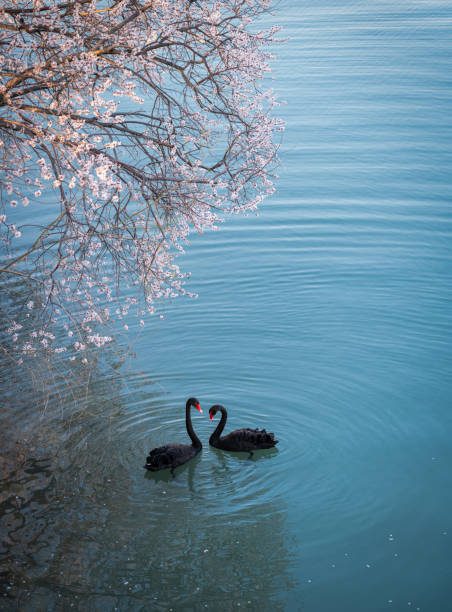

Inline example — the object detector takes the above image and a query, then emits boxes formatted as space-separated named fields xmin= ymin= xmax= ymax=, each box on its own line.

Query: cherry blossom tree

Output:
xmin=0 ymin=0 xmax=282 ymax=363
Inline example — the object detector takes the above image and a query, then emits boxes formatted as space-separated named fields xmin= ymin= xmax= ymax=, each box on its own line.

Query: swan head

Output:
xmin=187 ymin=397 xmax=202 ymax=413
xmin=209 ymin=404 xmax=224 ymax=422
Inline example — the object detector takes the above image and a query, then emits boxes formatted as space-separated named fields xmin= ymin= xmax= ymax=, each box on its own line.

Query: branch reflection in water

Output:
xmin=0 ymin=355 xmax=294 ymax=610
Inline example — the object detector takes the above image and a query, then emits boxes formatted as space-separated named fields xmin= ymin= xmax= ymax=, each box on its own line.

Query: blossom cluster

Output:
xmin=0 ymin=0 xmax=283 ymax=361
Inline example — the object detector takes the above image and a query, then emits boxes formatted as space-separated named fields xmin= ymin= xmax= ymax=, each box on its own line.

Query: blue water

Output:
xmin=1 ymin=1 xmax=452 ymax=610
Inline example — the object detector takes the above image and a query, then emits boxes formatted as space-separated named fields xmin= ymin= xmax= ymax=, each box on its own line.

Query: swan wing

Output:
xmin=219 ymin=428 xmax=278 ymax=451
xmin=145 ymin=443 xmax=194 ymax=470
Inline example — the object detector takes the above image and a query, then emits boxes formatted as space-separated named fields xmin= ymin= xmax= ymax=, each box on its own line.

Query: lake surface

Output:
xmin=1 ymin=0 xmax=452 ymax=610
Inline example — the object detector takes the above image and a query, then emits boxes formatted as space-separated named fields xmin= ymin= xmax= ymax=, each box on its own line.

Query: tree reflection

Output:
xmin=1 ymin=362 xmax=294 ymax=610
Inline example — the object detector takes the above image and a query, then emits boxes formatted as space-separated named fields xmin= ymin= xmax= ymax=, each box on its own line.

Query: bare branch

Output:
xmin=0 ymin=0 xmax=282 ymax=360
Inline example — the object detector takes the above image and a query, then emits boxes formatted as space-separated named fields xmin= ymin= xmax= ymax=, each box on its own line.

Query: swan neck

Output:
xmin=209 ymin=407 xmax=227 ymax=444
xmin=186 ymin=400 xmax=202 ymax=449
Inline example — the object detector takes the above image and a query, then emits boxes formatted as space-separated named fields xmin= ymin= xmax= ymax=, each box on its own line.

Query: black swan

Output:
xmin=209 ymin=405 xmax=278 ymax=458
xmin=144 ymin=397 xmax=202 ymax=474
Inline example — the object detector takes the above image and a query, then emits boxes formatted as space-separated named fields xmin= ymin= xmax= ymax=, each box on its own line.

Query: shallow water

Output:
xmin=1 ymin=1 xmax=452 ymax=610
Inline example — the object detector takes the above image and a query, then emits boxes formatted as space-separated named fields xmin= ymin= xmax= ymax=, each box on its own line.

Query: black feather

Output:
xmin=144 ymin=397 xmax=202 ymax=473
xmin=208 ymin=405 xmax=278 ymax=454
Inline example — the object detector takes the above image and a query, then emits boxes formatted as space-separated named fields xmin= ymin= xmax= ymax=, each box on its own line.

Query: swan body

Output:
xmin=209 ymin=405 xmax=278 ymax=457
xmin=144 ymin=397 xmax=202 ymax=474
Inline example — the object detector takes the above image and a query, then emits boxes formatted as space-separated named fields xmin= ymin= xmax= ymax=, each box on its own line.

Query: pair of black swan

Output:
xmin=144 ymin=397 xmax=278 ymax=474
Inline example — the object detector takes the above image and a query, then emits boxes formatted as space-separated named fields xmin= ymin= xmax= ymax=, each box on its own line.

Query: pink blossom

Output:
xmin=0 ymin=0 xmax=282 ymax=362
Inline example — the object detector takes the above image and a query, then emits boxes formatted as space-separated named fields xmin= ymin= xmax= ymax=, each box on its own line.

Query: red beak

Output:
xmin=209 ymin=413 xmax=213 ymax=422
xmin=196 ymin=403 xmax=202 ymax=413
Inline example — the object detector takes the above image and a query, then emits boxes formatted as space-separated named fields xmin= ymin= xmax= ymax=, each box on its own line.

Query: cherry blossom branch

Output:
xmin=1 ymin=0 xmax=283 ymax=362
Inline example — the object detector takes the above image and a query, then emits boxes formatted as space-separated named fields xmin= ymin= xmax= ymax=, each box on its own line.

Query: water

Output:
xmin=1 ymin=1 xmax=452 ymax=610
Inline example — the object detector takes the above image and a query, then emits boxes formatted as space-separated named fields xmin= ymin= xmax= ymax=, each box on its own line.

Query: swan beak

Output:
xmin=196 ymin=403 xmax=202 ymax=413
xmin=209 ymin=413 xmax=213 ymax=422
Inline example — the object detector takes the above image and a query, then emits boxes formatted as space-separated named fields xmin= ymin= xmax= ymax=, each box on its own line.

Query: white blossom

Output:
xmin=0 ymin=0 xmax=282 ymax=362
